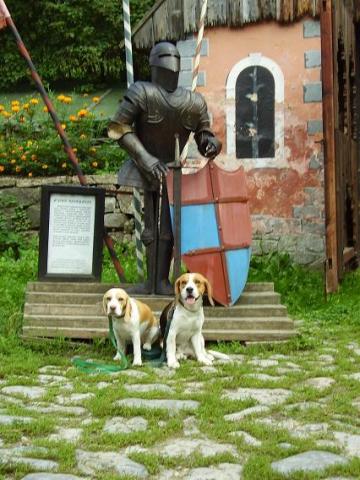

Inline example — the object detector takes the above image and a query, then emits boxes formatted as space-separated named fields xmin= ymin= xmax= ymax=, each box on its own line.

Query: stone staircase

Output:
xmin=22 ymin=282 xmax=296 ymax=342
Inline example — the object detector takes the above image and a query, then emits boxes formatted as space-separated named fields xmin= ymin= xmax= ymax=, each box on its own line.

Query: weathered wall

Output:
xmin=177 ymin=18 xmax=324 ymax=265
xmin=0 ymin=175 xmax=136 ymax=244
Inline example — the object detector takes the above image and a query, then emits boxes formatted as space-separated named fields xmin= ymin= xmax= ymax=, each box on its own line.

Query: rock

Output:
xmin=244 ymin=373 xmax=283 ymax=382
xmin=347 ymin=373 xmax=360 ymax=381
xmin=103 ymin=416 xmax=148 ymax=434
xmin=55 ymin=393 xmax=94 ymax=405
xmin=183 ymin=416 xmax=201 ymax=437
xmin=104 ymin=212 xmax=127 ymax=229
xmin=318 ymin=354 xmax=335 ymax=363
xmin=115 ymin=398 xmax=199 ymax=413
xmin=257 ymin=418 xmax=329 ymax=438
xmin=182 ymin=382 xmax=205 ymax=394
xmin=224 ymin=405 xmax=270 ymax=421
xmin=21 ymin=475 xmax=88 ymax=480
xmin=333 ymin=431 xmax=360 ymax=456
xmin=38 ymin=366 xmax=63 ymax=374
xmin=185 ymin=463 xmax=243 ymax=479
xmin=200 ymin=366 xmax=218 ymax=374
xmin=271 ymin=451 xmax=348 ymax=475
xmin=0 ymin=414 xmax=33 ymax=425
xmin=1 ymin=386 xmax=46 ymax=400
xmin=222 ymin=388 xmax=292 ymax=405
xmin=37 ymin=375 xmax=68 ymax=385
xmin=304 ymin=377 xmax=335 ymax=390
xmin=154 ymin=438 xmax=238 ymax=459
xmin=26 ymin=404 xmax=87 ymax=416
xmin=76 ymin=449 xmax=148 ymax=478
xmin=249 ymin=359 xmax=278 ymax=367
xmin=111 ymin=369 xmax=148 ymax=379
xmin=230 ymin=430 xmax=262 ymax=446
xmin=124 ymin=384 xmax=174 ymax=394
xmin=278 ymin=443 xmax=293 ymax=449
xmin=0 ymin=454 xmax=58 ymax=471
xmin=285 ymin=401 xmax=319 ymax=411
xmin=96 ymin=382 xmax=110 ymax=389
xmin=49 ymin=427 xmax=83 ymax=443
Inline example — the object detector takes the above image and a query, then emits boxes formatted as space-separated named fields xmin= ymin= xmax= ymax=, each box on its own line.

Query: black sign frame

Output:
xmin=38 ymin=185 xmax=105 ymax=282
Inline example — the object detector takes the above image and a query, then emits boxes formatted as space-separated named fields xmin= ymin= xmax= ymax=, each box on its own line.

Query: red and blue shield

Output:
xmin=167 ymin=162 xmax=252 ymax=306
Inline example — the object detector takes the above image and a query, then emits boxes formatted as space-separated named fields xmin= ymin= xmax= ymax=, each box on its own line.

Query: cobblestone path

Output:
xmin=1 ymin=340 xmax=360 ymax=479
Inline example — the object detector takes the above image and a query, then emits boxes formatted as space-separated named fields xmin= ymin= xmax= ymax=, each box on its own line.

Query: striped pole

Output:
xmin=180 ymin=0 xmax=208 ymax=164
xmin=0 ymin=0 xmax=126 ymax=282
xmin=122 ymin=0 xmax=144 ymax=280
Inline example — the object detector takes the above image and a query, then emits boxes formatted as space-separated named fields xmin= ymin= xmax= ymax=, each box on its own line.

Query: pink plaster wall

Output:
xmin=195 ymin=20 xmax=325 ymax=262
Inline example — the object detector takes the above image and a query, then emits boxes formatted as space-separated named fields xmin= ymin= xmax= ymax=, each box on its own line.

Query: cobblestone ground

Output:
xmin=1 ymin=339 xmax=360 ymax=479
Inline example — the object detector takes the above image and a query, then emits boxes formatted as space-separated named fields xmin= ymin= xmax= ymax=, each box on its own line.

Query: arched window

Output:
xmin=226 ymin=53 xmax=285 ymax=169
xmin=235 ymin=65 xmax=275 ymax=159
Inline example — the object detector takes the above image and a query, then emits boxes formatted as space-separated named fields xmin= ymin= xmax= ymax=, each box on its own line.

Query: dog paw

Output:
xmin=132 ymin=359 xmax=143 ymax=367
xmin=199 ymin=357 xmax=213 ymax=366
xmin=168 ymin=359 xmax=180 ymax=369
xmin=113 ymin=352 xmax=122 ymax=361
xmin=176 ymin=352 xmax=187 ymax=360
xmin=142 ymin=343 xmax=151 ymax=351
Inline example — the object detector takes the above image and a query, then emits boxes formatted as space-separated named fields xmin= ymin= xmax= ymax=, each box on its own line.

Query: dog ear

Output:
xmin=204 ymin=278 xmax=214 ymax=306
xmin=124 ymin=297 xmax=132 ymax=321
xmin=102 ymin=293 xmax=109 ymax=315
xmin=174 ymin=277 xmax=182 ymax=301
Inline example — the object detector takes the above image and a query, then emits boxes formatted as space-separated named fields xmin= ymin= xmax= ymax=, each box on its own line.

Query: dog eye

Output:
xmin=195 ymin=280 xmax=200 ymax=285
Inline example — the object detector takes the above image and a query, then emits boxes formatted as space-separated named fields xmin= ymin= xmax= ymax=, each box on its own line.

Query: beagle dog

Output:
xmin=103 ymin=288 xmax=160 ymax=366
xmin=160 ymin=273 xmax=229 ymax=369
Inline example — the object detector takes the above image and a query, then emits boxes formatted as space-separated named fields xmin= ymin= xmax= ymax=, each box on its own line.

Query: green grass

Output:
xmin=1 ymin=245 xmax=360 ymax=478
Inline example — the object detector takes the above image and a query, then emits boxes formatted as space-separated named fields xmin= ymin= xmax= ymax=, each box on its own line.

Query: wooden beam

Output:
xmin=320 ymin=0 xmax=339 ymax=292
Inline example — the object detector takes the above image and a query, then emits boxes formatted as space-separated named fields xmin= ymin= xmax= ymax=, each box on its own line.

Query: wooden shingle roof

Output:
xmin=131 ymin=0 xmax=320 ymax=49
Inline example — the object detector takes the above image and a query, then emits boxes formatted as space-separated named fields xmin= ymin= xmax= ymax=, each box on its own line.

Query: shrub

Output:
xmin=0 ymin=94 xmax=126 ymax=176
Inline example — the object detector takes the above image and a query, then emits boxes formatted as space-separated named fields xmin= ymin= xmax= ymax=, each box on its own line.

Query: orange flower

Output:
xmin=21 ymin=154 xmax=27 ymax=161
xmin=1 ymin=111 xmax=11 ymax=118
xmin=31 ymin=154 xmax=37 ymax=161
xmin=30 ymin=98 xmax=39 ymax=105
xmin=18 ymin=146 xmax=24 ymax=151
xmin=10 ymin=159 xmax=16 ymax=164
xmin=0 ymin=165 xmax=4 ymax=173
xmin=89 ymin=147 xmax=96 ymax=154
xmin=80 ymin=134 xmax=86 ymax=139
xmin=15 ymin=166 xmax=21 ymax=173
xmin=19 ymin=116 xmax=25 ymax=123
xmin=61 ymin=162 xmax=67 ymax=169
xmin=57 ymin=94 xmax=66 ymax=101
xmin=11 ymin=100 xmax=20 ymax=106
xmin=61 ymin=123 xmax=66 ymax=130
xmin=28 ymin=172 xmax=33 ymax=177
xmin=43 ymin=106 xmax=48 ymax=112
xmin=11 ymin=105 xmax=20 ymax=112
xmin=72 ymin=148 xmax=78 ymax=153
xmin=91 ymin=161 xmax=98 ymax=168
xmin=69 ymin=115 xmax=77 ymax=122
xmin=77 ymin=109 xmax=88 ymax=118
xmin=42 ymin=164 xmax=48 ymax=169
xmin=0 ymin=104 xmax=4 ymax=112
xmin=63 ymin=96 xmax=72 ymax=104
xmin=27 ymin=140 xmax=33 ymax=147
xmin=23 ymin=103 xmax=30 ymax=110
xmin=92 ymin=96 xmax=100 ymax=103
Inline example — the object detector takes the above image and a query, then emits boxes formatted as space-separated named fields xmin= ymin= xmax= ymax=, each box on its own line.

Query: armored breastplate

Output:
xmin=135 ymin=84 xmax=206 ymax=162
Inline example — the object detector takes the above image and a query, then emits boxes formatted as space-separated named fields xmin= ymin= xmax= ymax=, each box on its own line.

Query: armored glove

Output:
xmin=196 ymin=131 xmax=222 ymax=158
xmin=120 ymin=132 xmax=168 ymax=183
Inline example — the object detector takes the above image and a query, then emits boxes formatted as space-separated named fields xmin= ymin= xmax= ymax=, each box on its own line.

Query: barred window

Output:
xmin=235 ymin=66 xmax=275 ymax=159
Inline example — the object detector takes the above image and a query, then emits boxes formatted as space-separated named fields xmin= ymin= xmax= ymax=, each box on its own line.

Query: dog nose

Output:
xmin=186 ymin=286 xmax=193 ymax=294
xmin=109 ymin=305 xmax=116 ymax=312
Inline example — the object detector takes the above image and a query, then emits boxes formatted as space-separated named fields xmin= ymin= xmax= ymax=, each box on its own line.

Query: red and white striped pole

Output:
xmin=180 ymin=0 xmax=208 ymax=164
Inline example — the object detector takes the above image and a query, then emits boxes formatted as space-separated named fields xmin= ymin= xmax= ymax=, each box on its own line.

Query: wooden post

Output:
xmin=320 ymin=0 xmax=339 ymax=292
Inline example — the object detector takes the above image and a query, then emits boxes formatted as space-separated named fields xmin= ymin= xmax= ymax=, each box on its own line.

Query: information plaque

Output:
xmin=38 ymin=185 xmax=105 ymax=281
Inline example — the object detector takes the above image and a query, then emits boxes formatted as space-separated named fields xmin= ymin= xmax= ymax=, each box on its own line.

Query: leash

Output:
xmin=72 ymin=315 xmax=170 ymax=373
xmin=72 ymin=317 xmax=128 ymax=373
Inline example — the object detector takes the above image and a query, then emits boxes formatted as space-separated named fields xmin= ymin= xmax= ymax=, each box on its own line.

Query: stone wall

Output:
xmin=0 ymin=174 xmax=136 ymax=244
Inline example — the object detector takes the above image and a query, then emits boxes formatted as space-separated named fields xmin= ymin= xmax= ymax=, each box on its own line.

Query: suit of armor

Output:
xmin=108 ymin=42 xmax=221 ymax=294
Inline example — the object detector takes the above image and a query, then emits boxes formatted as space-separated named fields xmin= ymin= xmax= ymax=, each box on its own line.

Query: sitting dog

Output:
xmin=103 ymin=288 xmax=160 ymax=366
xmin=160 ymin=273 xmax=229 ymax=369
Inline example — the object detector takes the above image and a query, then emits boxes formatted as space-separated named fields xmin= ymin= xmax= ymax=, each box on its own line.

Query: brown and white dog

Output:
xmin=103 ymin=288 xmax=160 ymax=366
xmin=160 ymin=273 xmax=229 ymax=369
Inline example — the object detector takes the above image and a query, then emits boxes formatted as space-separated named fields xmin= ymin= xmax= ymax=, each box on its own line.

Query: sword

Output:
xmin=168 ymin=134 xmax=182 ymax=281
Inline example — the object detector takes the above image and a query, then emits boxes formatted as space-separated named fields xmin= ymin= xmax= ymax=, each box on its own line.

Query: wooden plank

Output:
xmin=320 ymin=0 xmax=339 ymax=293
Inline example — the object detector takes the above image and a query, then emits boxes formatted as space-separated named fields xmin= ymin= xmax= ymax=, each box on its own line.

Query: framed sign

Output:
xmin=38 ymin=185 xmax=105 ymax=281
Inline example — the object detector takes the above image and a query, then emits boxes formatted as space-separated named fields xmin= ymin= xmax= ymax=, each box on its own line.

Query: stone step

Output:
xmin=23 ymin=315 xmax=293 ymax=331
xmin=26 ymin=281 xmax=275 ymax=294
xmin=24 ymin=303 xmax=287 ymax=318
xmin=22 ymin=324 xmax=296 ymax=341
